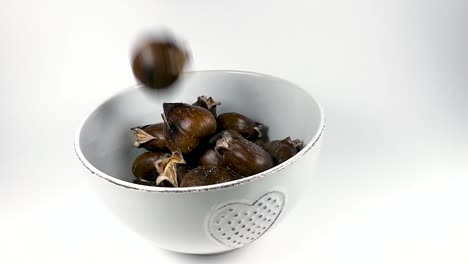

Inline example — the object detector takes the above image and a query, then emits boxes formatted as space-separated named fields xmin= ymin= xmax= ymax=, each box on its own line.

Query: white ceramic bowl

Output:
xmin=74 ymin=70 xmax=325 ymax=255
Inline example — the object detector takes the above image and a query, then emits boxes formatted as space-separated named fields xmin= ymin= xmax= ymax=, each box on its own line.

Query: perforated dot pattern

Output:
xmin=208 ymin=191 xmax=285 ymax=248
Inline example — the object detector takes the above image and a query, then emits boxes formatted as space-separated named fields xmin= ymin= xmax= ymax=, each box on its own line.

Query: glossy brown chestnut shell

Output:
xmin=131 ymin=123 xmax=168 ymax=151
xmin=132 ymin=152 xmax=170 ymax=183
xmin=263 ymin=137 xmax=303 ymax=165
xmin=131 ymin=40 xmax=187 ymax=89
xmin=199 ymin=149 xmax=226 ymax=167
xmin=179 ymin=166 xmax=240 ymax=187
xmin=215 ymin=130 xmax=273 ymax=176
xmin=217 ymin=112 xmax=266 ymax=140
xmin=162 ymin=103 xmax=217 ymax=154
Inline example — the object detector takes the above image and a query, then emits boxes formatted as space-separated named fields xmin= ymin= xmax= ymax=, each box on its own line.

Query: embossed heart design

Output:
xmin=208 ymin=191 xmax=286 ymax=248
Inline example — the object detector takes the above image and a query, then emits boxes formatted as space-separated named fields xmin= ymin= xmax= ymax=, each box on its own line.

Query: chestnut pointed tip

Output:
xmin=154 ymin=159 xmax=165 ymax=174
xmin=281 ymin=137 xmax=303 ymax=150
xmin=253 ymin=124 xmax=264 ymax=138
xmin=171 ymin=151 xmax=185 ymax=163
xmin=291 ymin=139 xmax=304 ymax=150
xmin=214 ymin=130 xmax=237 ymax=154
xmin=131 ymin=127 xmax=157 ymax=147
xmin=154 ymin=151 xmax=186 ymax=187
xmin=197 ymin=95 xmax=221 ymax=107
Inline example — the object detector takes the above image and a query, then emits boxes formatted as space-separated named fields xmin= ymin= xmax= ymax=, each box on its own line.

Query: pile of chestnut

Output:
xmin=131 ymin=96 xmax=303 ymax=187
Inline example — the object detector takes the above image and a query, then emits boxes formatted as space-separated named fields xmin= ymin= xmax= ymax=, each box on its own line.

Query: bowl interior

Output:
xmin=77 ymin=71 xmax=323 ymax=184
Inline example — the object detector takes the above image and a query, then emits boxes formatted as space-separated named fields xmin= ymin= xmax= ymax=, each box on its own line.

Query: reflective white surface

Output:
xmin=0 ymin=0 xmax=467 ymax=263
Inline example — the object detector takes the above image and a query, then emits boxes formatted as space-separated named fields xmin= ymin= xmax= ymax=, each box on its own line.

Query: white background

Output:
xmin=1 ymin=0 xmax=467 ymax=263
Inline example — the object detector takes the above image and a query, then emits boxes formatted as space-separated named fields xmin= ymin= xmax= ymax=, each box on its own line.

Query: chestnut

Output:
xmin=263 ymin=137 xmax=303 ymax=164
xmin=131 ymin=123 xmax=168 ymax=151
xmin=131 ymin=39 xmax=188 ymax=89
xmin=175 ymin=164 xmax=191 ymax=186
xmin=252 ymin=138 xmax=267 ymax=148
xmin=199 ymin=149 xmax=226 ymax=167
xmin=132 ymin=152 xmax=170 ymax=183
xmin=215 ymin=130 xmax=273 ymax=176
xmin=180 ymin=166 xmax=240 ymax=187
xmin=162 ymin=103 xmax=217 ymax=154
xmin=217 ymin=112 xmax=266 ymax=140
xmin=180 ymin=140 xmax=210 ymax=167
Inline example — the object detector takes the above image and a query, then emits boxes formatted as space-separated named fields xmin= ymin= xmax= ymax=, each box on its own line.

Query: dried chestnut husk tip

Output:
xmin=155 ymin=151 xmax=186 ymax=187
xmin=162 ymin=103 xmax=217 ymax=153
xmin=215 ymin=130 xmax=273 ymax=176
xmin=193 ymin=96 xmax=221 ymax=117
xmin=132 ymin=152 xmax=170 ymax=183
xmin=217 ymin=112 xmax=266 ymax=140
xmin=263 ymin=137 xmax=304 ymax=164
xmin=207 ymin=129 xmax=242 ymax=147
xmin=131 ymin=36 xmax=188 ymax=89
xmin=131 ymin=123 xmax=168 ymax=151
xmin=180 ymin=166 xmax=240 ymax=187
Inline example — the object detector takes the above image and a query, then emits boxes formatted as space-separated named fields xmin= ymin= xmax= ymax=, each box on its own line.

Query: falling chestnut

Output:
xmin=215 ymin=130 xmax=273 ymax=176
xmin=131 ymin=38 xmax=188 ymax=89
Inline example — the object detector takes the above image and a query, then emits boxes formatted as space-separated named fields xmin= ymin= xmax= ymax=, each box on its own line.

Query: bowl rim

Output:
xmin=74 ymin=70 xmax=326 ymax=193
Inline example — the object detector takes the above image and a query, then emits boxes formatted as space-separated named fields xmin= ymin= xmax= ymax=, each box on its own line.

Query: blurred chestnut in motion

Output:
xmin=131 ymin=37 xmax=188 ymax=89
xmin=215 ymin=130 xmax=273 ymax=176
xmin=180 ymin=166 xmax=240 ymax=187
